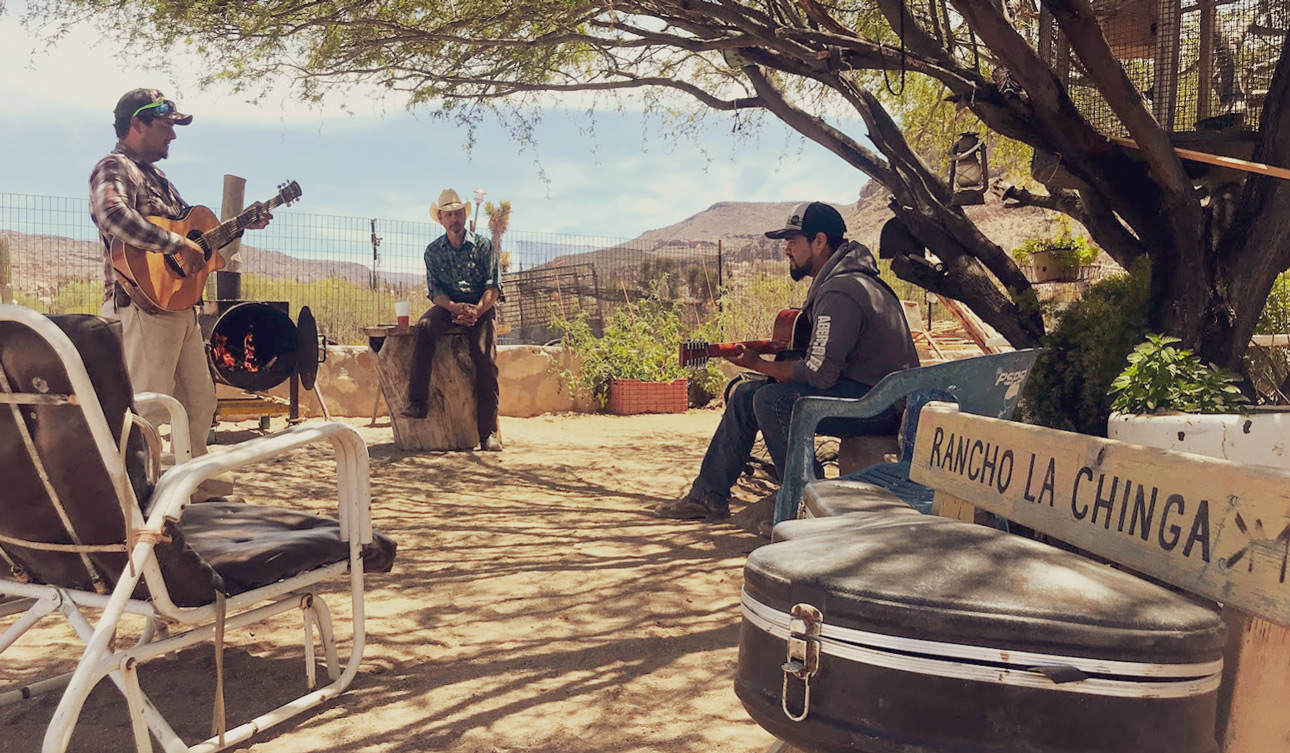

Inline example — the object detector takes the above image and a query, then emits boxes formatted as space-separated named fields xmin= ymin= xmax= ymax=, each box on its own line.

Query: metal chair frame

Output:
xmin=0 ymin=304 xmax=375 ymax=753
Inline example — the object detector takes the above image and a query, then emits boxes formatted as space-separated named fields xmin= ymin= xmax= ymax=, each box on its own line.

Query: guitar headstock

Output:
xmin=277 ymin=180 xmax=303 ymax=206
xmin=679 ymin=341 xmax=711 ymax=368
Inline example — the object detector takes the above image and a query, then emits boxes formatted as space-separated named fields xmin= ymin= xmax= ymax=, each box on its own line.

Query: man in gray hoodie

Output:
xmin=656 ymin=202 xmax=919 ymax=521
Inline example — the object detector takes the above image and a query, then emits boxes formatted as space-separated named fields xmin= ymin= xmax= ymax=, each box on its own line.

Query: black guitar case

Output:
xmin=737 ymin=511 xmax=1226 ymax=753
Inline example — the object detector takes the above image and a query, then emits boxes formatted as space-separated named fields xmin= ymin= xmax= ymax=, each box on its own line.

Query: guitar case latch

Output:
xmin=781 ymin=603 xmax=822 ymax=722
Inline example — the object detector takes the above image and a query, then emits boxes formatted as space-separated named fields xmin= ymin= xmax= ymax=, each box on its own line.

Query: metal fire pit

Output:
xmin=203 ymin=301 xmax=325 ymax=424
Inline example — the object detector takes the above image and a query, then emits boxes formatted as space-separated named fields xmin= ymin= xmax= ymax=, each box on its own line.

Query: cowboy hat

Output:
xmin=429 ymin=188 xmax=470 ymax=224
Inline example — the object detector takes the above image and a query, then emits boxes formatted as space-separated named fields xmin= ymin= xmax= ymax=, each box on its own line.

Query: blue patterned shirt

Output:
xmin=423 ymin=231 xmax=503 ymax=303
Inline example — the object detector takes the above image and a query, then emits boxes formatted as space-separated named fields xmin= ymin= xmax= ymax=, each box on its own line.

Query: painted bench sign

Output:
xmin=909 ymin=402 xmax=1290 ymax=628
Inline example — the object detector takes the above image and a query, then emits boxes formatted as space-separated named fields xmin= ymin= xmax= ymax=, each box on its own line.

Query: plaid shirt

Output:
xmin=424 ymin=231 xmax=503 ymax=303
xmin=89 ymin=142 xmax=189 ymax=304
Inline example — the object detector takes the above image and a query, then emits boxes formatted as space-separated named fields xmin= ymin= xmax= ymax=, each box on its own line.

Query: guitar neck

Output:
xmin=704 ymin=340 xmax=779 ymax=358
xmin=198 ymin=196 xmax=285 ymax=252
xmin=680 ymin=339 xmax=781 ymax=366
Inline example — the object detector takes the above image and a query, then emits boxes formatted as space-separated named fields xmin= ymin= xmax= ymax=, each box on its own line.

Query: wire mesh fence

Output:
xmin=0 ymin=193 xmax=756 ymax=346
xmin=1043 ymin=0 xmax=1285 ymax=137
xmin=0 ymin=192 xmax=1131 ymax=354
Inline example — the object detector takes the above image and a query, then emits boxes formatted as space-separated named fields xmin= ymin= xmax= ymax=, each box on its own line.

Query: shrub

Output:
xmin=551 ymin=279 xmax=725 ymax=406
xmin=1109 ymin=334 xmax=1248 ymax=414
xmin=1019 ymin=263 xmax=1151 ymax=435
xmin=1247 ymin=270 xmax=1290 ymax=402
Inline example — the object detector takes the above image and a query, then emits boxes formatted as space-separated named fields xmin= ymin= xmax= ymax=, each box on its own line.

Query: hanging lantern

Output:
xmin=949 ymin=132 xmax=988 ymax=206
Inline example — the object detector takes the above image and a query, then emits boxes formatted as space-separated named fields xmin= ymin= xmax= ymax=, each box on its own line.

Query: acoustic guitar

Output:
xmin=111 ymin=181 xmax=302 ymax=312
xmin=679 ymin=308 xmax=811 ymax=367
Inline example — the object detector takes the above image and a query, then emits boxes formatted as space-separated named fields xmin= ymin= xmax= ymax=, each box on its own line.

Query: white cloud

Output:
xmin=0 ymin=16 xmax=397 ymax=125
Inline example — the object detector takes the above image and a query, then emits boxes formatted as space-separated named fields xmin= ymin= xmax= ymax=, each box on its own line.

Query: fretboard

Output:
xmin=197 ymin=196 xmax=288 ymax=253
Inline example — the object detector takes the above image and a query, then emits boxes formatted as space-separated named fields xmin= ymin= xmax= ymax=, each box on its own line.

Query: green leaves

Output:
xmin=550 ymin=277 xmax=722 ymax=406
xmin=1109 ymin=334 xmax=1248 ymax=415
xmin=1011 ymin=232 xmax=1099 ymax=269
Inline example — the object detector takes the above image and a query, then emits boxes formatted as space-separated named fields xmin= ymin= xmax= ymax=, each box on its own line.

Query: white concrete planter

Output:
xmin=1107 ymin=409 xmax=1290 ymax=470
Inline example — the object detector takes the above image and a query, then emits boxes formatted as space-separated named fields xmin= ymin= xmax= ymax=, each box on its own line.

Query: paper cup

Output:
xmin=395 ymin=301 xmax=410 ymax=327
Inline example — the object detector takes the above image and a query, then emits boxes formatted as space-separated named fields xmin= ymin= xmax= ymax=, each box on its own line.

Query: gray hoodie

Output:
xmin=791 ymin=240 xmax=920 ymax=389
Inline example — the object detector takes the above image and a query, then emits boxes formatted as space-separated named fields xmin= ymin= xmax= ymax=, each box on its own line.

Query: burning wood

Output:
xmin=211 ymin=327 xmax=261 ymax=373
xmin=243 ymin=328 xmax=259 ymax=373
xmin=211 ymin=333 xmax=237 ymax=368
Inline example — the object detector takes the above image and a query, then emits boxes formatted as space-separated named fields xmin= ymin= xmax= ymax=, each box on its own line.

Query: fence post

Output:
xmin=370 ymin=219 xmax=381 ymax=290
xmin=717 ymin=239 xmax=723 ymax=292
xmin=216 ymin=174 xmax=246 ymax=302
xmin=0 ymin=233 xmax=11 ymax=305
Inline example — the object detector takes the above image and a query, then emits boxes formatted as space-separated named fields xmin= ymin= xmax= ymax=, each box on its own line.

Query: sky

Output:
xmin=0 ymin=13 xmax=875 ymax=241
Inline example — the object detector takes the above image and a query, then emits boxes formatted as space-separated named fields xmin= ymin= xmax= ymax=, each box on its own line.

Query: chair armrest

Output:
xmin=144 ymin=421 xmax=372 ymax=546
xmin=133 ymin=391 xmax=192 ymax=464
xmin=774 ymin=393 xmax=905 ymax=525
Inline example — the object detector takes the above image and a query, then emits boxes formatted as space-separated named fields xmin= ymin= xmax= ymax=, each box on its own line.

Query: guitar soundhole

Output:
xmin=164 ymin=254 xmax=186 ymax=277
xmin=187 ymin=229 xmax=212 ymax=260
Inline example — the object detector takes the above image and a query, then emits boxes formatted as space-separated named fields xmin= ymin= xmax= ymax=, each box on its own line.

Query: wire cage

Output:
xmin=1044 ymin=0 xmax=1289 ymax=137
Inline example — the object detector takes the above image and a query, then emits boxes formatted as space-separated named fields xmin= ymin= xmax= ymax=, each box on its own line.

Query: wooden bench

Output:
xmin=882 ymin=402 xmax=1290 ymax=752
xmin=774 ymin=349 xmax=1042 ymax=524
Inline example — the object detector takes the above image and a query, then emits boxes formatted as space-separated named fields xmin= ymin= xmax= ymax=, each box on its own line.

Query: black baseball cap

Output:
xmin=764 ymin=201 xmax=847 ymax=240
xmin=113 ymin=88 xmax=193 ymax=126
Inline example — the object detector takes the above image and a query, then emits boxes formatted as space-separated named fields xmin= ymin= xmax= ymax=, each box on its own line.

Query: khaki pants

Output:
xmin=118 ymin=304 xmax=216 ymax=457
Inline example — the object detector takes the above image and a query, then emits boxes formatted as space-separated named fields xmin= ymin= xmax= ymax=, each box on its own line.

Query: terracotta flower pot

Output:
xmin=606 ymin=378 xmax=688 ymax=415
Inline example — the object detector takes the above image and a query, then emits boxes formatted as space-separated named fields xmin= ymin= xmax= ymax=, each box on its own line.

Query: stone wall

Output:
xmin=238 ymin=344 xmax=599 ymax=419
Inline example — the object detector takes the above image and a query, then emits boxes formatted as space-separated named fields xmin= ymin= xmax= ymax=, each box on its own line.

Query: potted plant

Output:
xmin=1012 ymin=231 xmax=1099 ymax=283
xmin=551 ymin=283 xmax=724 ymax=414
xmin=1103 ymin=334 xmax=1290 ymax=468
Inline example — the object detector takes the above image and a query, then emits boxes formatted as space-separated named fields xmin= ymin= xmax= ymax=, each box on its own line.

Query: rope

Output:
xmin=883 ymin=0 xmax=908 ymax=96
xmin=0 ymin=360 xmax=105 ymax=591
xmin=0 ymin=532 xmax=126 ymax=553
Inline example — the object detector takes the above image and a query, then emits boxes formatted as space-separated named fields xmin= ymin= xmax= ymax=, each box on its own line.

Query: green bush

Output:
xmin=552 ymin=279 xmax=725 ymax=406
xmin=1019 ymin=263 xmax=1151 ymax=435
xmin=1109 ymin=334 xmax=1247 ymax=414
xmin=1247 ymin=270 xmax=1290 ymax=402
xmin=1011 ymin=233 xmax=1099 ymax=270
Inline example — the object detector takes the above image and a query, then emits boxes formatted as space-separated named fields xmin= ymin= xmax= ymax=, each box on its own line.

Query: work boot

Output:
xmin=654 ymin=492 xmax=730 ymax=522
xmin=481 ymin=433 xmax=504 ymax=452
xmin=401 ymin=400 xmax=428 ymax=419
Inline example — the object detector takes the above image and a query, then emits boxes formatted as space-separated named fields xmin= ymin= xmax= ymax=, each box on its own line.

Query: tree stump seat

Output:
xmin=362 ymin=324 xmax=479 ymax=451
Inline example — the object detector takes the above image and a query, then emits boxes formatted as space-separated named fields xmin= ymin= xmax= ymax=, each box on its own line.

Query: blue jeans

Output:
xmin=690 ymin=376 xmax=901 ymax=505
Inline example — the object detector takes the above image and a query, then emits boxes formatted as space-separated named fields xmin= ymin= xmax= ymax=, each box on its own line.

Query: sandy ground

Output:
xmin=1 ymin=409 xmax=789 ymax=753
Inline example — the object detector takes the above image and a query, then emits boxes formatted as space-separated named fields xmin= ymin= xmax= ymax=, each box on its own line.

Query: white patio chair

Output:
xmin=0 ymin=304 xmax=397 ymax=753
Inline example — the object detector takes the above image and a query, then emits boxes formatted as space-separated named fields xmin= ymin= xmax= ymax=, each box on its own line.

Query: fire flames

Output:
xmin=211 ymin=328 xmax=260 ymax=373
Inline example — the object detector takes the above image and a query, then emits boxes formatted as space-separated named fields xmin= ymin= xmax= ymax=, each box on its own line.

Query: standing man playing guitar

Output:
xmin=656 ymin=202 xmax=918 ymax=522
xmin=90 ymin=88 xmax=271 ymax=457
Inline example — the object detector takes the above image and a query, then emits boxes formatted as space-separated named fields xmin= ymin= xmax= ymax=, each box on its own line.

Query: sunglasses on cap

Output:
xmin=131 ymin=99 xmax=178 ymax=119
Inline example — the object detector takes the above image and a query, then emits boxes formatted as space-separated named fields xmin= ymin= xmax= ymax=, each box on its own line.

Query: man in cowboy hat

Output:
xmin=90 ymin=88 xmax=271 ymax=460
xmin=655 ymin=202 xmax=918 ymax=522
xmin=404 ymin=188 xmax=504 ymax=451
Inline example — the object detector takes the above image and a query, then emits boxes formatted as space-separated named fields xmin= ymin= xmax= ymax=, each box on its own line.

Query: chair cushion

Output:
xmin=0 ymin=314 xmax=222 ymax=606
xmin=180 ymin=501 xmax=396 ymax=596
xmin=841 ymin=460 xmax=935 ymax=513
xmin=801 ymin=478 xmax=917 ymax=519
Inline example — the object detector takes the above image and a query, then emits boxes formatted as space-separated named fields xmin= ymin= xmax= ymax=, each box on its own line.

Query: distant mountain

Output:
xmin=1 ymin=231 xmax=421 ymax=297
xmin=525 ymin=187 xmax=1060 ymax=274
